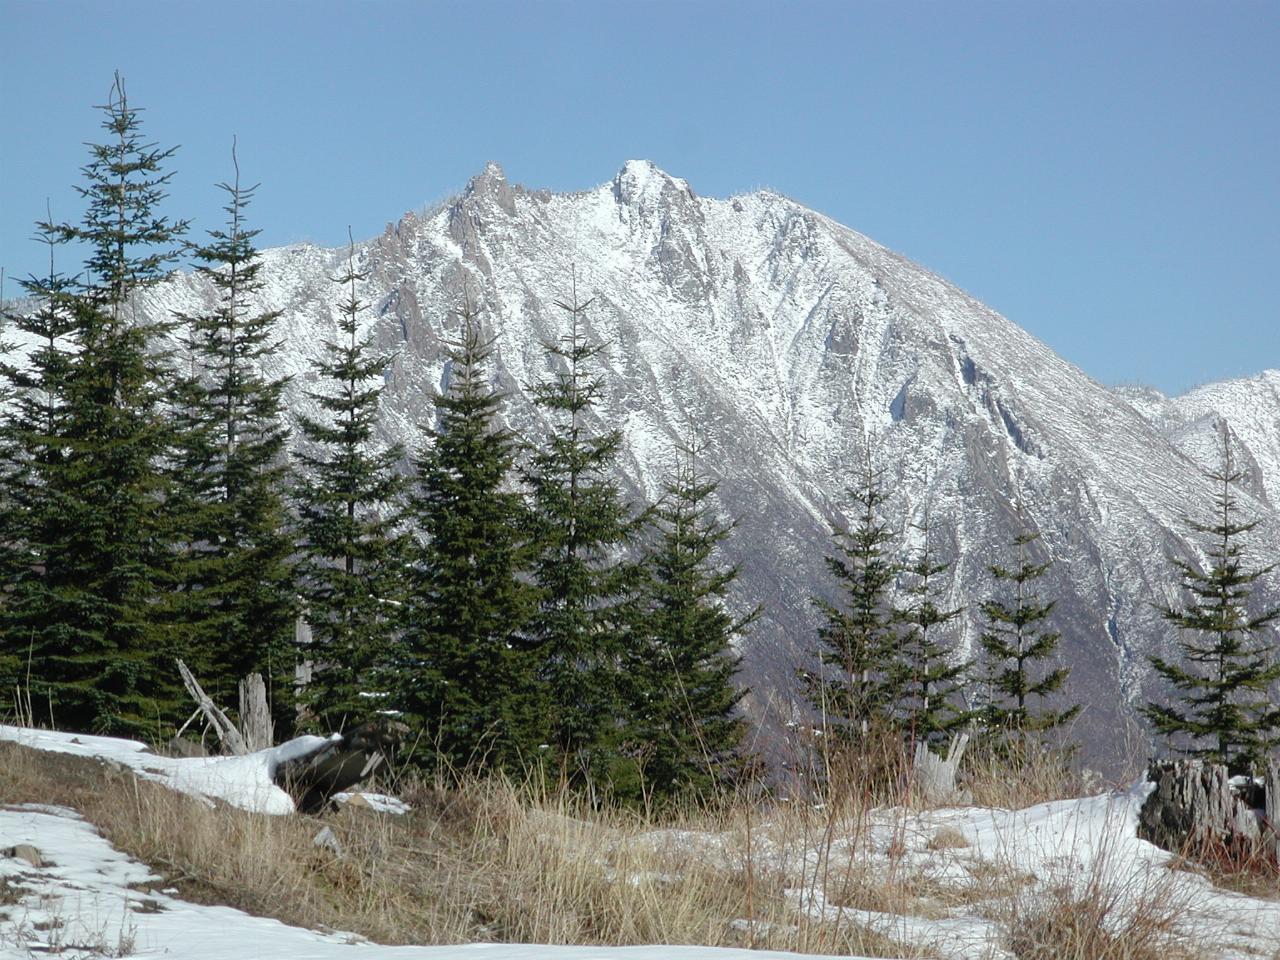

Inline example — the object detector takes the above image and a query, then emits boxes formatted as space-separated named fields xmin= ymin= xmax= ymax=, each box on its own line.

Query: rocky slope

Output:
xmin=136 ymin=161 xmax=1280 ymax=768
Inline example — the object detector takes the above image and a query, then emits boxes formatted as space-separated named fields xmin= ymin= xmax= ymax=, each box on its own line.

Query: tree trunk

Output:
xmin=238 ymin=673 xmax=274 ymax=752
xmin=1266 ymin=758 xmax=1280 ymax=861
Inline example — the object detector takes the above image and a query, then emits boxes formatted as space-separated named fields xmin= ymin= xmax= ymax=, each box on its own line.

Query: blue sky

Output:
xmin=3 ymin=0 xmax=1277 ymax=394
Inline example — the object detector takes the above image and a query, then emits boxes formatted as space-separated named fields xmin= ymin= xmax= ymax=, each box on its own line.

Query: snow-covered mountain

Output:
xmin=139 ymin=160 xmax=1280 ymax=767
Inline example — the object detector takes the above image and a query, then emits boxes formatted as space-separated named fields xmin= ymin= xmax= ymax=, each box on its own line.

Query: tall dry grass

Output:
xmin=990 ymin=837 xmax=1207 ymax=960
xmin=0 ymin=740 xmax=924 ymax=956
xmin=0 ymin=723 xmax=1246 ymax=960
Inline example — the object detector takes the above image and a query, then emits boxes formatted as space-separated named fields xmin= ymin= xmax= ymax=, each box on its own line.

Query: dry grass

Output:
xmin=3 ymin=727 xmax=1265 ymax=960
xmin=960 ymin=740 xmax=1102 ymax=810
xmin=0 ymin=740 xmax=927 ymax=956
xmin=926 ymin=826 xmax=969 ymax=851
xmin=1164 ymin=833 xmax=1280 ymax=902
xmin=988 ymin=831 xmax=1209 ymax=960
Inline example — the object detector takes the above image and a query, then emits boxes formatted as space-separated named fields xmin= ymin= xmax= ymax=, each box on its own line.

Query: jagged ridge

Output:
xmin=134 ymin=161 xmax=1280 ymax=768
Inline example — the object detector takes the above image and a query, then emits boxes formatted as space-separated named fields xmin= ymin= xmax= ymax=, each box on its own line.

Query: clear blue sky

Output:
xmin=3 ymin=0 xmax=1277 ymax=394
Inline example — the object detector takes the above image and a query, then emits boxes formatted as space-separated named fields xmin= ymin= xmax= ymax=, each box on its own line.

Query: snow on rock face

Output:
xmin=132 ymin=162 xmax=1280 ymax=769
xmin=1134 ymin=371 xmax=1280 ymax=509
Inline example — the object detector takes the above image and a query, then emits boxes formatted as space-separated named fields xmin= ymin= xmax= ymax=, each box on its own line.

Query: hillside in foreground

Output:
xmin=3 ymin=723 xmax=1279 ymax=960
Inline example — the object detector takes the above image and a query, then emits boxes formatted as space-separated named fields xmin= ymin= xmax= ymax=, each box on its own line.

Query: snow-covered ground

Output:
xmin=3 ymin=728 xmax=1279 ymax=959
xmin=0 ymin=724 xmax=340 ymax=815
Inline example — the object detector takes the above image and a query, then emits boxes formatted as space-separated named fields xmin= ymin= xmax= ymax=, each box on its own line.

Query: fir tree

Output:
xmin=805 ymin=456 xmax=902 ymax=739
xmin=1142 ymin=427 xmax=1280 ymax=773
xmin=521 ymin=279 xmax=643 ymax=789
xmin=1 ymin=75 xmax=188 ymax=735
xmin=894 ymin=507 xmax=968 ymax=747
xmin=623 ymin=439 xmax=756 ymax=803
xmin=167 ymin=144 xmax=296 ymax=719
xmin=0 ymin=218 xmax=78 ymax=702
xmin=294 ymin=233 xmax=407 ymax=732
xmin=978 ymin=523 xmax=1079 ymax=741
xmin=399 ymin=297 xmax=534 ymax=774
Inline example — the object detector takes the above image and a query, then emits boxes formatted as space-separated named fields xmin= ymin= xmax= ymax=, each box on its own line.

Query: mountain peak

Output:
xmin=462 ymin=161 xmax=516 ymax=214
xmin=612 ymin=159 xmax=694 ymax=206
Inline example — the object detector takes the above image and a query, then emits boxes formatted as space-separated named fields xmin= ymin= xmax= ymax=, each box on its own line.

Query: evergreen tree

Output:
xmin=804 ymin=456 xmax=902 ymax=739
xmin=521 ymin=280 xmax=643 ymax=790
xmin=977 ymin=523 xmax=1079 ymax=741
xmin=167 ymin=144 xmax=296 ymax=718
xmin=399 ymin=297 xmax=534 ymax=774
xmin=623 ymin=440 xmax=756 ymax=803
xmin=894 ymin=507 xmax=968 ymax=747
xmin=1 ymin=75 xmax=188 ymax=735
xmin=0 ymin=219 xmax=78 ymax=703
xmin=1142 ymin=427 xmax=1280 ymax=773
xmin=294 ymin=234 xmax=407 ymax=732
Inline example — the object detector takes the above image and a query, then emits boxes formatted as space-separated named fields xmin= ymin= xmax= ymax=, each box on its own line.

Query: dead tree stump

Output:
xmin=238 ymin=673 xmax=274 ymax=752
xmin=1138 ymin=760 xmax=1262 ymax=855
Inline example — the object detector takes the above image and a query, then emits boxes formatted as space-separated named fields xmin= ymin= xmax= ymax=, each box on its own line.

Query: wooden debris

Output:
xmin=177 ymin=659 xmax=250 ymax=756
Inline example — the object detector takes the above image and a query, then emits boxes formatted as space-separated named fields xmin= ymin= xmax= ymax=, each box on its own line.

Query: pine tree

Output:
xmin=978 ymin=524 xmax=1079 ymax=741
xmin=521 ymin=279 xmax=643 ymax=790
xmin=167 ymin=144 xmax=296 ymax=719
xmin=0 ymin=218 xmax=78 ymax=703
xmin=399 ymin=297 xmax=534 ymax=774
xmin=1 ymin=75 xmax=188 ymax=735
xmin=294 ymin=234 xmax=407 ymax=732
xmin=623 ymin=439 xmax=756 ymax=803
xmin=1142 ymin=427 xmax=1280 ymax=773
xmin=894 ymin=507 xmax=968 ymax=747
xmin=805 ymin=456 xmax=902 ymax=740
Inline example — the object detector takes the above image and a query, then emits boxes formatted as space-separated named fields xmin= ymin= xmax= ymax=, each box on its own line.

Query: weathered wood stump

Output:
xmin=237 ymin=673 xmax=274 ymax=753
xmin=913 ymin=732 xmax=971 ymax=806
xmin=1138 ymin=759 xmax=1270 ymax=856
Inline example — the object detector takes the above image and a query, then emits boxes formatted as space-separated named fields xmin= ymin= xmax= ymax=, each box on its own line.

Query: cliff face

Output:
xmin=139 ymin=160 xmax=1280 ymax=767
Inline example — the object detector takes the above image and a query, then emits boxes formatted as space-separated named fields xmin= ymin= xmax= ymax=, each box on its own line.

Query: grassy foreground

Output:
xmin=0 ymin=737 xmax=1262 ymax=960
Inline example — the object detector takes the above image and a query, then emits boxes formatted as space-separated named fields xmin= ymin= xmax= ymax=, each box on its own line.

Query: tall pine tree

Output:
xmin=1 ymin=75 xmax=188 ymax=735
xmin=294 ymin=233 xmax=407 ymax=732
xmin=399 ymin=297 xmax=534 ymax=774
xmin=978 ymin=523 xmax=1079 ymax=741
xmin=894 ymin=507 xmax=968 ymax=748
xmin=623 ymin=439 xmax=756 ymax=803
xmin=521 ymin=279 xmax=643 ymax=790
xmin=0 ymin=218 xmax=78 ymax=705
xmin=805 ymin=456 xmax=902 ymax=740
xmin=167 ymin=144 xmax=296 ymax=720
xmin=1142 ymin=427 xmax=1280 ymax=773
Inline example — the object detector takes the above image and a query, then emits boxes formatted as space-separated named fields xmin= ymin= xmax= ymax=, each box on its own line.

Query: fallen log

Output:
xmin=274 ymin=721 xmax=408 ymax=813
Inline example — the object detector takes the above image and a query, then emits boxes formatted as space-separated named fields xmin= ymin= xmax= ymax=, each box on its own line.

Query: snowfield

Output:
xmin=3 ymin=728 xmax=1279 ymax=959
